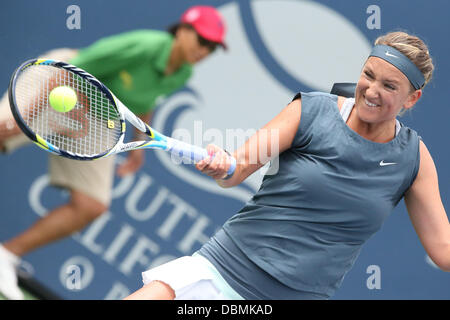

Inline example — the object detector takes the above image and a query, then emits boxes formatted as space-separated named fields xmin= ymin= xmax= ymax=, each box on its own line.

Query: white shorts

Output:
xmin=141 ymin=253 xmax=244 ymax=300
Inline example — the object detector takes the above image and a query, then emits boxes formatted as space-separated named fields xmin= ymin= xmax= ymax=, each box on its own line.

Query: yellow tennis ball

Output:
xmin=49 ymin=86 xmax=77 ymax=112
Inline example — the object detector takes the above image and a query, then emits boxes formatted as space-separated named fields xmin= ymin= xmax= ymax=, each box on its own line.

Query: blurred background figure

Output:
xmin=0 ymin=5 xmax=226 ymax=300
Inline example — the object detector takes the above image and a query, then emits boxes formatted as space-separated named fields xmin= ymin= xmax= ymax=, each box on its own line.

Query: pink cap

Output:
xmin=181 ymin=6 xmax=227 ymax=49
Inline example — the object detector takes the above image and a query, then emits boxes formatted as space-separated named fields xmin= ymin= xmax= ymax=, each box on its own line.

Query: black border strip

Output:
xmin=18 ymin=275 xmax=62 ymax=300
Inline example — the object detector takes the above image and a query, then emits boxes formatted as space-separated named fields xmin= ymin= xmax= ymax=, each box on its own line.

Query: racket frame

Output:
xmin=8 ymin=58 xmax=129 ymax=160
xmin=8 ymin=59 xmax=236 ymax=174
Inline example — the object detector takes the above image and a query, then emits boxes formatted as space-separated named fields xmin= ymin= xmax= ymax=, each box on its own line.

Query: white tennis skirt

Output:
xmin=141 ymin=253 xmax=244 ymax=300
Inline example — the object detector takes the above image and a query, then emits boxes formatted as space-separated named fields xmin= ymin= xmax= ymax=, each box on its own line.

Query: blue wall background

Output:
xmin=0 ymin=0 xmax=448 ymax=299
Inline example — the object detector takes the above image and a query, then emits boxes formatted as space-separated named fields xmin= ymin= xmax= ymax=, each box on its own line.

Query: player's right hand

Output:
xmin=195 ymin=144 xmax=233 ymax=181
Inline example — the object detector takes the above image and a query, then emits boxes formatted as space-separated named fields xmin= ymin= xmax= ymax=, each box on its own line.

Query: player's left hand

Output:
xmin=116 ymin=149 xmax=145 ymax=177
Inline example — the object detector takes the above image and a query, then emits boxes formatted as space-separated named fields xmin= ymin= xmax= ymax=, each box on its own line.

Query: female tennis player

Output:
xmin=125 ymin=31 xmax=449 ymax=300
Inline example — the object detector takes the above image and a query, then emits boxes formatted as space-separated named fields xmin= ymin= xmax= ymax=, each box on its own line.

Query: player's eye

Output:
xmin=384 ymin=83 xmax=396 ymax=90
xmin=364 ymin=70 xmax=374 ymax=79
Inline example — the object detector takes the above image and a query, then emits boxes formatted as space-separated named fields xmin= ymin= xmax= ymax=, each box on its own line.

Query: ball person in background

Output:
xmin=125 ymin=31 xmax=449 ymax=300
xmin=0 ymin=6 xmax=226 ymax=300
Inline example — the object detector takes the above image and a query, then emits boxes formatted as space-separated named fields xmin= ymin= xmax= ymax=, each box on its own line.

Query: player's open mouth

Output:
xmin=365 ymin=98 xmax=380 ymax=108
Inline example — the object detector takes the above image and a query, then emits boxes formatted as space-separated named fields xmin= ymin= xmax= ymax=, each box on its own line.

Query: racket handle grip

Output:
xmin=167 ymin=139 xmax=236 ymax=176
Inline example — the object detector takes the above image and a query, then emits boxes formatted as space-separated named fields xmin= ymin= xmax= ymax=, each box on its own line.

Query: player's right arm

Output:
xmin=196 ymin=98 xmax=302 ymax=188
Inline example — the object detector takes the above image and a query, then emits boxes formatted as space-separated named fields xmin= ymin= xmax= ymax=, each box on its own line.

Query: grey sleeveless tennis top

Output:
xmin=198 ymin=92 xmax=421 ymax=299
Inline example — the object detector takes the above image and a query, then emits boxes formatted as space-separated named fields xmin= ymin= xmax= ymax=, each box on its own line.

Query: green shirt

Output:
xmin=69 ymin=30 xmax=192 ymax=115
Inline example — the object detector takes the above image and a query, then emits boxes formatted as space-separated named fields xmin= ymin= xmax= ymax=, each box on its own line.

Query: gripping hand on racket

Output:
xmin=195 ymin=144 xmax=236 ymax=181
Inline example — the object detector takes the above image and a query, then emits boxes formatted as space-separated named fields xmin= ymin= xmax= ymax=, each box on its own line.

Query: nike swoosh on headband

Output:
xmin=369 ymin=45 xmax=425 ymax=90
xmin=384 ymin=51 xmax=398 ymax=58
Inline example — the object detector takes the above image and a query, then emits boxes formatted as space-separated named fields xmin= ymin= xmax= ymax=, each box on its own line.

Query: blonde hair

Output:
xmin=374 ymin=31 xmax=434 ymax=89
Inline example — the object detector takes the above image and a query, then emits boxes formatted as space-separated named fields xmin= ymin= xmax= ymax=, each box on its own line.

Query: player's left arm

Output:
xmin=404 ymin=140 xmax=450 ymax=271
xmin=116 ymin=111 xmax=153 ymax=177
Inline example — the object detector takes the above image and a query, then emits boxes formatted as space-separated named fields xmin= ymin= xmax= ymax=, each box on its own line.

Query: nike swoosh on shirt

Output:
xmin=379 ymin=160 xmax=397 ymax=166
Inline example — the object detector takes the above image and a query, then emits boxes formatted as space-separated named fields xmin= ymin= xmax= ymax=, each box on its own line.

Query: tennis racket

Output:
xmin=8 ymin=58 xmax=236 ymax=175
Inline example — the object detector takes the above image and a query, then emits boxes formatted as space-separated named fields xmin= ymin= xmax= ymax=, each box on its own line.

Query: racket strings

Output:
xmin=14 ymin=64 xmax=122 ymax=156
